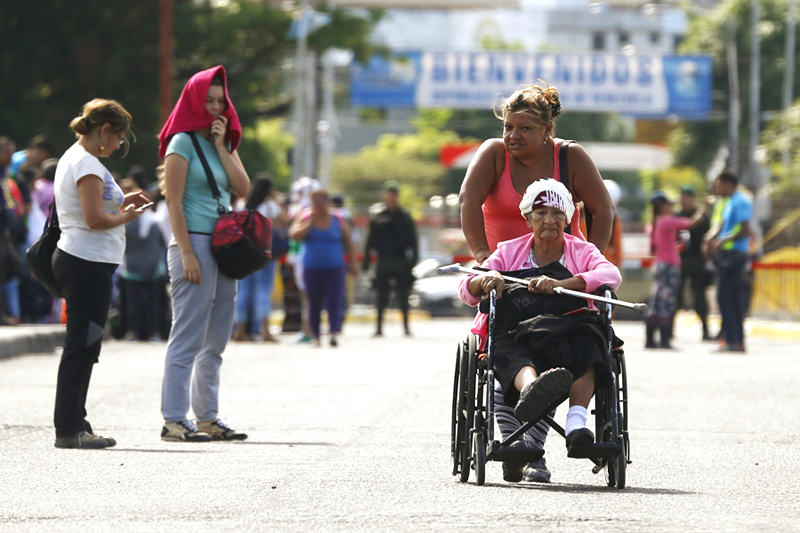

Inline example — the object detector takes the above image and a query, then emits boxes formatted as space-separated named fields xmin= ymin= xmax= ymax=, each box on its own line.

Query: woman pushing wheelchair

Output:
xmin=458 ymin=178 xmax=621 ymax=451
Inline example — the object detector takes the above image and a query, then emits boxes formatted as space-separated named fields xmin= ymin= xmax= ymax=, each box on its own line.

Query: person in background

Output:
xmin=9 ymin=134 xmax=54 ymax=177
xmin=704 ymin=171 xmax=752 ymax=353
xmin=676 ymin=185 xmax=712 ymax=341
xmin=646 ymin=191 xmax=707 ymax=349
xmin=232 ymin=174 xmax=286 ymax=342
xmin=286 ymin=176 xmax=320 ymax=343
xmin=158 ymin=65 xmax=251 ymax=442
xmin=0 ymin=136 xmax=18 ymax=323
xmin=289 ymin=189 xmax=357 ymax=348
xmin=52 ymin=98 xmax=150 ymax=448
xmin=458 ymin=81 xmax=613 ymax=484
xmin=362 ymin=181 xmax=418 ymax=337
xmin=1 ymin=156 xmax=29 ymax=325
xmin=119 ymin=177 xmax=167 ymax=342
xmin=332 ymin=194 xmax=358 ymax=324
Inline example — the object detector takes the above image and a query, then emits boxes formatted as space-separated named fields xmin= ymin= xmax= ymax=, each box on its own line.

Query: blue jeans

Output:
xmin=234 ymin=259 xmax=277 ymax=332
xmin=716 ymin=250 xmax=748 ymax=347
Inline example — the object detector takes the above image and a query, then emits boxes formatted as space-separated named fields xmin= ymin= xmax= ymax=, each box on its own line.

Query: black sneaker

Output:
xmin=523 ymin=457 xmax=551 ymax=483
xmin=514 ymin=368 xmax=573 ymax=423
xmin=502 ymin=460 xmax=525 ymax=482
xmin=565 ymin=427 xmax=594 ymax=449
xmin=196 ymin=419 xmax=248 ymax=441
xmin=54 ymin=431 xmax=116 ymax=449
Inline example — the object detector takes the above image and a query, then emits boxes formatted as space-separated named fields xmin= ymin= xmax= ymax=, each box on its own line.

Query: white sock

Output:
xmin=565 ymin=405 xmax=588 ymax=435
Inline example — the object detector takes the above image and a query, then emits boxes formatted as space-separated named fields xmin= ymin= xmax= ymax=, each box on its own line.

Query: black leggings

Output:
xmin=52 ymin=249 xmax=116 ymax=437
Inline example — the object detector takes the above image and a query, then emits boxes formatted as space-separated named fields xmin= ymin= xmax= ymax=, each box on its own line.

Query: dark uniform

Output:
xmin=362 ymin=206 xmax=418 ymax=336
xmin=677 ymin=205 xmax=711 ymax=339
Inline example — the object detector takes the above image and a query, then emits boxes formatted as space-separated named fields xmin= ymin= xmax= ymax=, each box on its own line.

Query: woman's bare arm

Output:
xmin=459 ymin=139 xmax=504 ymax=263
xmin=568 ymin=143 xmax=613 ymax=252
xmin=77 ymin=176 xmax=139 ymax=230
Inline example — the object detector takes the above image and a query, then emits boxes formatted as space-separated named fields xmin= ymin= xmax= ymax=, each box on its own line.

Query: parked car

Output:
xmin=409 ymin=258 xmax=474 ymax=317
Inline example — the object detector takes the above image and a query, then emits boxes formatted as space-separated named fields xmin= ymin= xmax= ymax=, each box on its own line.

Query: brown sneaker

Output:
xmin=161 ymin=420 xmax=212 ymax=442
xmin=55 ymin=431 xmax=116 ymax=449
xmin=197 ymin=419 xmax=248 ymax=441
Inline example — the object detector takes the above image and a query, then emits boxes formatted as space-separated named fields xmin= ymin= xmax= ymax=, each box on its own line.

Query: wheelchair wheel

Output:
xmin=457 ymin=336 xmax=477 ymax=483
xmin=472 ymin=431 xmax=486 ymax=486
xmin=600 ymin=360 xmax=627 ymax=489
xmin=451 ymin=345 xmax=461 ymax=476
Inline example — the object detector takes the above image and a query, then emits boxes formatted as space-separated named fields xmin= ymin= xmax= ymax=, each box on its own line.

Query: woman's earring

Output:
xmin=100 ymin=145 xmax=105 ymax=152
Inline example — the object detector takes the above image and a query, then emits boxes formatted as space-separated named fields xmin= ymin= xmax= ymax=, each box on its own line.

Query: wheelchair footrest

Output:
xmin=567 ymin=442 xmax=619 ymax=460
xmin=487 ymin=441 xmax=544 ymax=463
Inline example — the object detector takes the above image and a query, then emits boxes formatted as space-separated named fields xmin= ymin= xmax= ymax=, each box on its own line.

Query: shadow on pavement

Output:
xmin=478 ymin=482 xmax=695 ymax=495
xmin=232 ymin=441 xmax=336 ymax=447
xmin=107 ymin=448 xmax=220 ymax=454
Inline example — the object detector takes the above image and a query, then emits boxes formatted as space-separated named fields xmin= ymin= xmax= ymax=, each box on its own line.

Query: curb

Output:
xmin=0 ymin=326 xmax=64 ymax=361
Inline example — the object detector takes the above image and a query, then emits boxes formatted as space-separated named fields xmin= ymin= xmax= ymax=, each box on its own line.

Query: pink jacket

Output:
xmin=458 ymin=232 xmax=621 ymax=343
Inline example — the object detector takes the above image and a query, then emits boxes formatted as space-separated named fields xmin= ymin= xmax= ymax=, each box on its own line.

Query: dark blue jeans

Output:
xmin=715 ymin=250 xmax=748 ymax=347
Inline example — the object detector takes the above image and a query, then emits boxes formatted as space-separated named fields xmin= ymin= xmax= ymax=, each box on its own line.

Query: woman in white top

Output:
xmin=52 ymin=98 xmax=151 ymax=449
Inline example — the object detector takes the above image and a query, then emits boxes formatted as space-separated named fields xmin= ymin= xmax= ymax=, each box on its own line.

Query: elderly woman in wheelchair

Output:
xmin=458 ymin=178 xmax=622 ymax=452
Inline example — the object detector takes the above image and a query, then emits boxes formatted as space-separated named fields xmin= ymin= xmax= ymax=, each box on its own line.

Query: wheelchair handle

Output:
xmin=437 ymin=263 xmax=648 ymax=314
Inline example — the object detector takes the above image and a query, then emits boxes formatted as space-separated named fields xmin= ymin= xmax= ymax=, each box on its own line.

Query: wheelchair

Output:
xmin=450 ymin=286 xmax=630 ymax=488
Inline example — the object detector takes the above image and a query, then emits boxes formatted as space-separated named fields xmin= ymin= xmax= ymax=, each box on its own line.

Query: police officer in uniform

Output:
xmin=362 ymin=181 xmax=418 ymax=336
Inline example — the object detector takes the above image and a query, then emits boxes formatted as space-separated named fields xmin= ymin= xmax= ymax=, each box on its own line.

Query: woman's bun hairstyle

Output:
xmin=496 ymin=80 xmax=562 ymax=125
xmin=541 ymin=86 xmax=561 ymax=119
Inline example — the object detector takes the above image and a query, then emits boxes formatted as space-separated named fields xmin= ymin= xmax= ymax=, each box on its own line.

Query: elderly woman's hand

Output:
xmin=528 ymin=275 xmax=560 ymax=294
xmin=479 ymin=270 xmax=505 ymax=297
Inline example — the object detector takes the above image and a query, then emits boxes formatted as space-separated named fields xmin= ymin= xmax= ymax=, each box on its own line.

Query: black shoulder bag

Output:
xmin=26 ymin=202 xmax=64 ymax=297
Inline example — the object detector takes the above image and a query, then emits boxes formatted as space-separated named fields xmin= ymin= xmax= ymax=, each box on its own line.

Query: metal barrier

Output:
xmin=750 ymin=262 xmax=800 ymax=317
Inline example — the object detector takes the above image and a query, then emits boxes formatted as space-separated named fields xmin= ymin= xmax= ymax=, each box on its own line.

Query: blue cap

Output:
xmin=650 ymin=190 xmax=670 ymax=204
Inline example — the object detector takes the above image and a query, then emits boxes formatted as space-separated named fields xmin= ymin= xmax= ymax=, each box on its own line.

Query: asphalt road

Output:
xmin=1 ymin=317 xmax=799 ymax=531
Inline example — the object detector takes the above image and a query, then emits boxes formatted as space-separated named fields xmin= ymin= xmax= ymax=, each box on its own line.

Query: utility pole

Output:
xmin=292 ymin=0 xmax=309 ymax=182
xmin=291 ymin=0 xmax=318 ymax=183
xmin=727 ymin=19 xmax=740 ymax=175
xmin=747 ymin=0 xmax=760 ymax=192
xmin=317 ymin=50 xmax=339 ymax=187
xmin=159 ymin=0 xmax=173 ymax=126
xmin=782 ymin=0 xmax=797 ymax=170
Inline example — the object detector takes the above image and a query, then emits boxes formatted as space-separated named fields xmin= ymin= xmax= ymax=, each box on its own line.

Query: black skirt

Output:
xmin=492 ymin=314 xmax=609 ymax=406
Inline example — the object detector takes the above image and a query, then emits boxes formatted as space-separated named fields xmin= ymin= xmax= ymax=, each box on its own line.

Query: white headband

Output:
xmin=519 ymin=178 xmax=575 ymax=221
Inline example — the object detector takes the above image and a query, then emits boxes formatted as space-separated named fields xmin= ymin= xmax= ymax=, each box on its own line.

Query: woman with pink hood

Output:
xmin=157 ymin=66 xmax=251 ymax=442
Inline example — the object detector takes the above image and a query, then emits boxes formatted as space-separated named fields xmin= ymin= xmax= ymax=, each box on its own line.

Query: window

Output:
xmin=650 ymin=32 xmax=660 ymax=45
xmin=592 ymin=32 xmax=606 ymax=51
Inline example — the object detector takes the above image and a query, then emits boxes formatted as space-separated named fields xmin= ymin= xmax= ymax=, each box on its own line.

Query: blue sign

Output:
xmin=350 ymin=51 xmax=711 ymax=118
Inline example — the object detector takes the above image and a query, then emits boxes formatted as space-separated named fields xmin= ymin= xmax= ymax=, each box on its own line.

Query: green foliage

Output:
xmin=761 ymin=103 xmax=800 ymax=195
xmin=674 ymin=0 xmax=799 ymax=174
xmin=0 ymin=0 xmax=382 ymax=183
xmin=363 ymin=128 xmax=463 ymax=162
xmin=331 ymin=151 xmax=446 ymax=217
xmin=238 ymin=119 xmax=294 ymax=191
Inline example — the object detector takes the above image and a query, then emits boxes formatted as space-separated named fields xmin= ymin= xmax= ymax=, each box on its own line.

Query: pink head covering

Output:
xmin=158 ymin=65 xmax=242 ymax=158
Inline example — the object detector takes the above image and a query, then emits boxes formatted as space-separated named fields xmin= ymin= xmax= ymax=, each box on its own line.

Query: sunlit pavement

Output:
xmin=1 ymin=316 xmax=799 ymax=531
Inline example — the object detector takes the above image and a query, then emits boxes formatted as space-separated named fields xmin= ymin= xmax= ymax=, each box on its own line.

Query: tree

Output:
xmin=0 ymin=0 xmax=382 ymax=181
xmin=331 ymin=150 xmax=447 ymax=217
xmin=762 ymin=102 xmax=800 ymax=195
xmin=671 ymin=0 xmax=799 ymax=178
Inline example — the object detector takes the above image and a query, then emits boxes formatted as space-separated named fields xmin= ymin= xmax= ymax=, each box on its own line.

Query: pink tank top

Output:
xmin=482 ymin=140 xmax=582 ymax=250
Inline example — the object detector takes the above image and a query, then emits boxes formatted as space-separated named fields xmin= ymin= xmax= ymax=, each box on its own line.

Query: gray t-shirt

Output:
xmin=54 ymin=142 xmax=125 ymax=264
